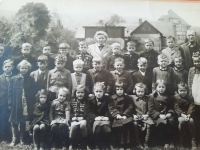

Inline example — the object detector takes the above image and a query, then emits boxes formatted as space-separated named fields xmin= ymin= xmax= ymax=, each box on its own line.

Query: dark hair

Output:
xmin=35 ymin=89 xmax=48 ymax=102
xmin=73 ymin=85 xmax=88 ymax=99
xmin=37 ymin=55 xmax=49 ymax=63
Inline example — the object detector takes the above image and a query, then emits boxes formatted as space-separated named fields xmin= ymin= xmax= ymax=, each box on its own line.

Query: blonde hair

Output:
xmin=133 ymin=82 xmax=147 ymax=94
xmin=137 ymin=57 xmax=147 ymax=65
xmin=94 ymin=31 xmax=108 ymax=41
xmin=55 ymin=54 xmax=67 ymax=62
xmin=59 ymin=43 xmax=70 ymax=49
xmin=127 ymin=41 xmax=137 ymax=47
xmin=57 ymin=87 xmax=70 ymax=96
xmin=157 ymin=54 xmax=168 ymax=61
xmin=93 ymin=82 xmax=106 ymax=91
xmin=111 ymin=43 xmax=121 ymax=49
xmin=92 ymin=57 xmax=102 ymax=63
xmin=17 ymin=60 xmax=32 ymax=71
xmin=79 ymin=41 xmax=88 ymax=47
xmin=22 ymin=43 xmax=32 ymax=49
xmin=3 ymin=59 xmax=14 ymax=66
xmin=144 ymin=39 xmax=154 ymax=45
xmin=73 ymin=59 xmax=84 ymax=66
xmin=114 ymin=57 xmax=124 ymax=64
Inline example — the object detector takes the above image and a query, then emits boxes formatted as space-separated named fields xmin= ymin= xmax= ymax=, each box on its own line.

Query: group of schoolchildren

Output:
xmin=0 ymin=31 xmax=200 ymax=150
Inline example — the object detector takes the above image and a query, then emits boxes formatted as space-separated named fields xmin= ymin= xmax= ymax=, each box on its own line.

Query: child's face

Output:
xmin=57 ymin=91 xmax=68 ymax=102
xmin=193 ymin=57 xmax=200 ymax=68
xmin=59 ymin=47 xmax=69 ymax=56
xmin=92 ymin=62 xmax=102 ymax=71
xmin=3 ymin=63 xmax=13 ymax=74
xmin=96 ymin=35 xmax=106 ymax=45
xmin=158 ymin=58 xmax=168 ymax=68
xmin=79 ymin=44 xmax=88 ymax=53
xmin=76 ymin=89 xmax=85 ymax=100
xmin=20 ymin=65 xmax=29 ymax=75
xmin=135 ymin=87 xmax=145 ymax=98
xmin=39 ymin=94 xmax=47 ymax=104
xmin=156 ymin=83 xmax=166 ymax=94
xmin=73 ymin=64 xmax=83 ymax=73
xmin=145 ymin=43 xmax=154 ymax=51
xmin=174 ymin=58 xmax=183 ymax=68
xmin=166 ymin=39 xmax=175 ymax=48
xmin=0 ymin=47 xmax=4 ymax=57
xmin=43 ymin=46 xmax=51 ymax=56
xmin=55 ymin=61 xmax=65 ymax=70
xmin=127 ymin=45 xmax=136 ymax=53
xmin=137 ymin=63 xmax=147 ymax=73
xmin=116 ymin=87 xmax=124 ymax=96
xmin=112 ymin=46 xmax=120 ymax=55
xmin=178 ymin=88 xmax=187 ymax=98
xmin=21 ymin=47 xmax=31 ymax=56
xmin=94 ymin=87 xmax=104 ymax=99
xmin=114 ymin=62 xmax=124 ymax=72
xmin=37 ymin=62 xmax=48 ymax=71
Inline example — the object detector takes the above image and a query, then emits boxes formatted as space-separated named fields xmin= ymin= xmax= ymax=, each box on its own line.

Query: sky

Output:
xmin=0 ymin=0 xmax=200 ymax=30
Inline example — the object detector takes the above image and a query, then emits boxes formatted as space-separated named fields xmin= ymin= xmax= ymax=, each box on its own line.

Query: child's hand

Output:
xmin=166 ymin=113 xmax=171 ymax=118
xmin=134 ymin=115 xmax=138 ymax=120
xmin=124 ymin=93 xmax=127 ymax=95
xmin=78 ymin=117 xmax=83 ymax=121
xmin=116 ymin=114 xmax=123 ymax=119
xmin=185 ymin=114 xmax=190 ymax=121
xmin=122 ymin=116 xmax=127 ymax=119
xmin=105 ymin=93 xmax=109 ymax=96
xmin=142 ymin=115 xmax=148 ymax=120
xmin=95 ymin=117 xmax=101 ymax=121
xmin=72 ymin=117 xmax=77 ymax=121
xmin=102 ymin=117 xmax=109 ymax=121
xmin=159 ymin=114 xmax=166 ymax=120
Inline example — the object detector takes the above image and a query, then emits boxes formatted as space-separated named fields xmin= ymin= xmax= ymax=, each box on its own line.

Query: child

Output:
xmin=171 ymin=82 xmax=196 ymax=149
xmin=130 ymin=83 xmax=154 ymax=149
xmin=108 ymin=81 xmax=133 ymax=149
xmin=29 ymin=89 xmax=50 ymax=150
xmin=84 ymin=82 xmax=112 ymax=149
xmin=110 ymin=57 xmax=133 ymax=94
xmin=152 ymin=54 xmax=175 ymax=95
xmin=42 ymin=43 xmax=55 ymax=70
xmin=124 ymin=41 xmax=140 ymax=73
xmin=30 ymin=55 xmax=49 ymax=92
xmin=0 ymin=44 xmax=8 ymax=75
xmin=58 ymin=43 xmax=75 ymax=72
xmin=47 ymin=54 xmax=72 ymax=103
xmin=133 ymin=57 xmax=152 ymax=94
xmin=0 ymin=59 xmax=14 ymax=140
xmin=13 ymin=43 xmax=38 ymax=75
xmin=148 ymin=79 xmax=176 ymax=149
xmin=71 ymin=59 xmax=86 ymax=96
xmin=76 ymin=41 xmax=93 ymax=73
xmin=50 ymin=87 xmax=71 ymax=149
xmin=86 ymin=57 xmax=114 ymax=94
xmin=162 ymin=36 xmax=181 ymax=67
xmin=70 ymin=85 xmax=88 ymax=149
xmin=107 ymin=43 xmax=124 ymax=71
xmin=8 ymin=60 xmax=36 ymax=146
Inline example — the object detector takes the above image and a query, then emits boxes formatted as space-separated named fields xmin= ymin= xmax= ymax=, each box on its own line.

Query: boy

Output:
xmin=0 ymin=44 xmax=8 ymax=75
xmin=0 ymin=59 xmax=14 ymax=140
xmin=133 ymin=57 xmax=152 ymax=94
xmin=58 ymin=43 xmax=75 ymax=72
xmin=110 ymin=57 xmax=133 ymax=94
xmin=13 ymin=43 xmax=37 ymax=75
xmin=42 ymin=43 xmax=55 ymax=70
xmin=30 ymin=55 xmax=49 ymax=92
xmin=76 ymin=41 xmax=93 ymax=73
xmin=47 ymin=54 xmax=72 ymax=103
xmin=152 ymin=54 xmax=175 ymax=95
xmin=71 ymin=59 xmax=86 ymax=96
xmin=107 ymin=43 xmax=124 ymax=71
xmin=124 ymin=41 xmax=140 ymax=73
xmin=86 ymin=57 xmax=114 ymax=94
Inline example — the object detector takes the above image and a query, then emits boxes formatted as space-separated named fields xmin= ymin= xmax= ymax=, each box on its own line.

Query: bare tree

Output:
xmin=98 ymin=14 xmax=126 ymax=26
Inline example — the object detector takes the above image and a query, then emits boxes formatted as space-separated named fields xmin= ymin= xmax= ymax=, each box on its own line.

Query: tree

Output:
xmin=0 ymin=17 xmax=12 ymax=44
xmin=98 ymin=14 xmax=126 ymax=27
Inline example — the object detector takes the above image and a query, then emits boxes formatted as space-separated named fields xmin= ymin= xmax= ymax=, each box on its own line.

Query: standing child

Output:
xmin=108 ymin=81 xmax=133 ymax=149
xmin=42 ymin=44 xmax=55 ymax=70
xmin=29 ymin=89 xmax=50 ymax=150
xmin=50 ymin=87 xmax=71 ymax=149
xmin=0 ymin=44 xmax=8 ymax=75
xmin=130 ymin=83 xmax=154 ymax=149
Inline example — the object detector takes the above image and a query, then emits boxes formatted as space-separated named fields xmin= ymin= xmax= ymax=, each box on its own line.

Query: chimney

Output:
xmin=139 ymin=19 xmax=142 ymax=25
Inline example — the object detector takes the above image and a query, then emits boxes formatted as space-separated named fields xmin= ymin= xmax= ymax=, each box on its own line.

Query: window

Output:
xmin=177 ymin=35 xmax=181 ymax=40
xmin=181 ymin=35 xmax=185 ymax=40
xmin=176 ymin=26 xmax=180 ymax=31
xmin=181 ymin=27 xmax=186 ymax=31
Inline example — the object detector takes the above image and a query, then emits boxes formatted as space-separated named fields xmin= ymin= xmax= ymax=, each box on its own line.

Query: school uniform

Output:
xmin=71 ymin=72 xmax=86 ymax=96
xmin=173 ymin=67 xmax=188 ymax=90
xmin=106 ymin=54 xmax=124 ymax=71
xmin=123 ymin=52 xmax=140 ymax=73
xmin=76 ymin=52 xmax=93 ymax=73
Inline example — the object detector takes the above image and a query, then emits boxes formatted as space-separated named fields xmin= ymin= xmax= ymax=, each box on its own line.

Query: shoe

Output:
xmin=191 ymin=139 xmax=197 ymax=150
xmin=164 ymin=144 xmax=170 ymax=149
xmin=144 ymin=141 xmax=149 ymax=149
xmin=136 ymin=143 xmax=143 ymax=149
xmin=39 ymin=147 xmax=44 ymax=150
xmin=20 ymin=138 xmax=25 ymax=146
xmin=9 ymin=137 xmax=17 ymax=146
xmin=33 ymin=143 xmax=39 ymax=150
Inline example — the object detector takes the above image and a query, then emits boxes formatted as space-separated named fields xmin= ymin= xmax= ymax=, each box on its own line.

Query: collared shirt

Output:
xmin=38 ymin=69 xmax=45 ymax=74
xmin=174 ymin=66 xmax=184 ymax=72
xmin=4 ymin=72 xmax=12 ymax=82
xmin=139 ymin=70 xmax=146 ymax=76
xmin=159 ymin=66 xmax=167 ymax=71
xmin=75 ymin=72 xmax=82 ymax=85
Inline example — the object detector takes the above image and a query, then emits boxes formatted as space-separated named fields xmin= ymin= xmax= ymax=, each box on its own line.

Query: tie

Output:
xmin=99 ymin=45 xmax=104 ymax=51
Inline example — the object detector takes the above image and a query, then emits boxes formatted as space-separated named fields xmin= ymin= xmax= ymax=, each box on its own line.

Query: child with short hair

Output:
xmin=84 ymin=82 xmax=112 ymax=149
xmin=148 ymin=79 xmax=176 ymax=149
xmin=42 ymin=43 xmax=55 ymax=70
xmin=108 ymin=81 xmax=133 ymax=149
xmin=152 ymin=54 xmax=175 ymax=95
xmin=124 ymin=41 xmax=140 ymax=73
xmin=130 ymin=83 xmax=154 ymax=149
xmin=47 ymin=54 xmax=72 ymax=103
xmin=110 ymin=57 xmax=133 ymax=94
xmin=133 ymin=57 xmax=152 ymax=94
xmin=86 ymin=57 xmax=114 ymax=94
xmin=0 ymin=44 xmax=8 ymax=75
xmin=30 ymin=55 xmax=49 ymax=92
xmin=8 ymin=60 xmax=36 ymax=146
xmin=50 ymin=87 xmax=71 ymax=149
xmin=29 ymin=89 xmax=50 ymax=150
xmin=71 ymin=59 xmax=86 ymax=96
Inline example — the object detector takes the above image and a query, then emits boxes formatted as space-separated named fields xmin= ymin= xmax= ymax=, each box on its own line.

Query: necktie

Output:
xmin=99 ymin=45 xmax=104 ymax=51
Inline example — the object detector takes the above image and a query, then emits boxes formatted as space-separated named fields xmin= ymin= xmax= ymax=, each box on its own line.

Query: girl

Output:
xmin=84 ymin=82 xmax=112 ymax=149
xmin=29 ymin=89 xmax=50 ymax=150
xmin=130 ymin=83 xmax=154 ymax=149
xmin=108 ymin=81 xmax=133 ymax=149
xmin=50 ymin=87 xmax=71 ymax=149
xmin=148 ymin=79 xmax=176 ymax=149
xmin=70 ymin=85 xmax=88 ymax=149
xmin=8 ymin=60 xmax=36 ymax=146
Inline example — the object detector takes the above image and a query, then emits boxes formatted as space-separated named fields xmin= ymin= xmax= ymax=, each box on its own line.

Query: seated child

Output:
xmin=130 ymin=83 xmax=154 ymax=149
xmin=71 ymin=59 xmax=86 ymax=96
xmin=86 ymin=57 xmax=114 ymax=94
xmin=148 ymin=79 xmax=176 ymax=149
xmin=29 ymin=89 xmax=50 ymax=150
xmin=124 ymin=41 xmax=140 ymax=73
xmin=110 ymin=57 xmax=133 ymax=94
xmin=42 ymin=43 xmax=55 ymax=70
xmin=70 ymin=85 xmax=88 ymax=149
xmin=50 ymin=87 xmax=71 ymax=149
xmin=47 ymin=54 xmax=72 ymax=103
xmin=108 ymin=81 xmax=133 ymax=149
xmin=84 ymin=82 xmax=112 ymax=149
xmin=0 ymin=44 xmax=8 ymax=75
xmin=133 ymin=57 xmax=152 ymax=94
xmin=76 ymin=41 xmax=93 ymax=73
xmin=30 ymin=55 xmax=49 ymax=92
xmin=152 ymin=54 xmax=175 ymax=95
